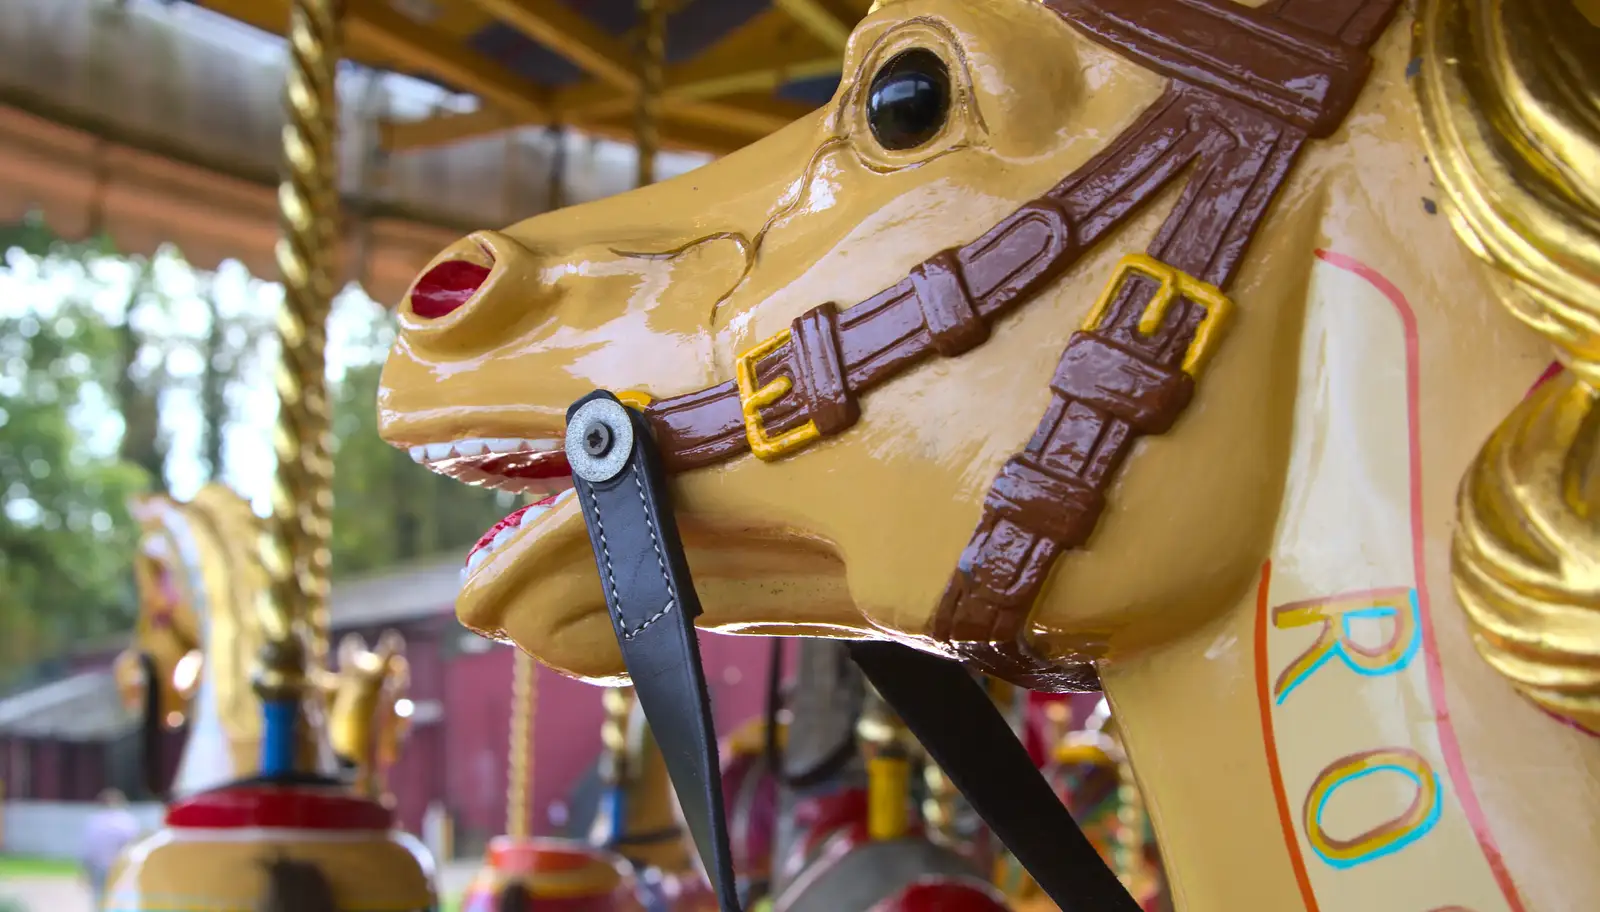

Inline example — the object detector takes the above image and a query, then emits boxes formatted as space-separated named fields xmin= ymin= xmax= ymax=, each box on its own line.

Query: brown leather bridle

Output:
xmin=628 ymin=0 xmax=1402 ymax=691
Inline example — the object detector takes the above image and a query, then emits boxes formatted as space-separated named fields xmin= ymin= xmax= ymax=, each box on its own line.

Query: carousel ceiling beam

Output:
xmin=458 ymin=0 xmax=637 ymax=90
xmin=380 ymin=92 xmax=808 ymax=155
xmin=346 ymin=0 xmax=555 ymax=121
xmin=771 ymin=0 xmax=853 ymax=51
xmin=382 ymin=8 xmax=839 ymax=153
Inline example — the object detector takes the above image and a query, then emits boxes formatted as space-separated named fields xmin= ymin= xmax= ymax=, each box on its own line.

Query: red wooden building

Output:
xmin=0 ymin=556 xmax=775 ymax=851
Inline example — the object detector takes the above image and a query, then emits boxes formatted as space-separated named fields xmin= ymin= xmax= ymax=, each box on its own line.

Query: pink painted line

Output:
xmin=1312 ymin=248 xmax=1527 ymax=912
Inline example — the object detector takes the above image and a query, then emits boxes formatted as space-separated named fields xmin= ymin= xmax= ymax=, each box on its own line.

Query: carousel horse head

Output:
xmin=379 ymin=0 xmax=1325 ymax=682
xmin=115 ymin=491 xmax=214 ymax=729
xmin=325 ymin=629 xmax=413 ymax=799
xmin=115 ymin=483 xmax=280 ymax=793
xmin=380 ymin=0 xmax=1600 ymax=907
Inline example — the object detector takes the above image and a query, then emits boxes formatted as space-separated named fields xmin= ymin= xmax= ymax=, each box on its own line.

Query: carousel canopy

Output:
xmin=188 ymin=0 xmax=866 ymax=156
xmin=0 ymin=0 xmax=861 ymax=303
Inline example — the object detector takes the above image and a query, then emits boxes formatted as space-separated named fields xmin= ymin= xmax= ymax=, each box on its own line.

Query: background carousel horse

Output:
xmin=586 ymin=689 xmax=719 ymax=910
xmin=112 ymin=484 xmax=414 ymax=800
xmin=1037 ymin=699 xmax=1168 ymax=912
xmin=377 ymin=0 xmax=1600 ymax=909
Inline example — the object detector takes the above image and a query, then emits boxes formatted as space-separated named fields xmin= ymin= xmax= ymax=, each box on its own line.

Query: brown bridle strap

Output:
xmin=637 ymin=0 xmax=1401 ymax=689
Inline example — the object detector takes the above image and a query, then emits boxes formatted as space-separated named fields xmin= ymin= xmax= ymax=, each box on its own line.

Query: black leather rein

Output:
xmin=565 ymin=390 xmax=1140 ymax=912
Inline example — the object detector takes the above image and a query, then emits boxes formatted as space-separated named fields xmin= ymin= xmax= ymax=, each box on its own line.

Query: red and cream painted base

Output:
xmin=105 ymin=783 xmax=437 ymax=911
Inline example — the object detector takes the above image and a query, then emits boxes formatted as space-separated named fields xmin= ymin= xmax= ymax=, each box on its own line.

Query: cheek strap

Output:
xmin=565 ymin=388 xmax=1141 ymax=912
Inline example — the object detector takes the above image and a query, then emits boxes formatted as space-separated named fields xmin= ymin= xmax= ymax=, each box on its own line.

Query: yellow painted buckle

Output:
xmin=1080 ymin=252 xmax=1233 ymax=375
xmin=735 ymin=327 xmax=821 ymax=462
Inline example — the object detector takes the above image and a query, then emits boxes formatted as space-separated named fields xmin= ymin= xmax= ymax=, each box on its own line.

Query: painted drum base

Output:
xmin=105 ymin=779 xmax=436 ymax=912
xmin=458 ymin=836 xmax=645 ymax=912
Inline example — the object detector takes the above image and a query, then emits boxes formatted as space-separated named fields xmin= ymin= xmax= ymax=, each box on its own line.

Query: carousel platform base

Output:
xmin=458 ymin=835 xmax=647 ymax=912
xmin=104 ymin=775 xmax=436 ymax=912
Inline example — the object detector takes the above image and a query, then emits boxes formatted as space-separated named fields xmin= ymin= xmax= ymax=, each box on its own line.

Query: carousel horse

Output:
xmin=587 ymin=690 xmax=719 ymax=910
xmin=112 ymin=484 xmax=414 ymax=799
xmin=1040 ymin=699 xmax=1168 ymax=911
xmin=379 ymin=0 xmax=1600 ymax=909
xmin=326 ymin=630 xmax=413 ymax=803
xmin=106 ymin=485 xmax=436 ymax=911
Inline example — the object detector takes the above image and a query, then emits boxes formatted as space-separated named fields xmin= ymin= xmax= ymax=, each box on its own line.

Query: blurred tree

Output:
xmin=114 ymin=257 xmax=169 ymax=492
xmin=328 ymin=301 xmax=514 ymax=578
xmin=0 ymin=243 xmax=148 ymax=681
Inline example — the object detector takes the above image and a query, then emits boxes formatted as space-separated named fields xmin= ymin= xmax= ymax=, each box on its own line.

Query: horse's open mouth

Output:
xmin=405 ymin=437 xmax=578 ymax=579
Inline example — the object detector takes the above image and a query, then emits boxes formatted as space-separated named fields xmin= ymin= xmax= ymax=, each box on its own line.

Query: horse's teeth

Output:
xmin=455 ymin=439 xmax=488 ymax=457
xmin=527 ymin=438 xmax=562 ymax=451
xmin=485 ymin=438 xmax=523 ymax=454
xmin=518 ymin=506 xmax=546 ymax=529
xmin=425 ymin=442 xmax=454 ymax=461
xmin=554 ymin=487 xmax=576 ymax=504
xmin=491 ymin=526 xmax=516 ymax=549
xmin=459 ymin=566 xmax=470 ymax=584
xmin=409 ymin=446 xmax=427 ymax=462
xmin=466 ymin=548 xmax=489 ymax=573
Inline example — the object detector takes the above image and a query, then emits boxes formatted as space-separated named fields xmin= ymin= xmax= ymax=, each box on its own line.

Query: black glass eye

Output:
xmin=866 ymin=48 xmax=951 ymax=152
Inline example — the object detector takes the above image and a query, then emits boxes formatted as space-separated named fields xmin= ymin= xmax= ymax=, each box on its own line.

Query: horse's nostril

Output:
xmin=410 ymin=259 xmax=492 ymax=319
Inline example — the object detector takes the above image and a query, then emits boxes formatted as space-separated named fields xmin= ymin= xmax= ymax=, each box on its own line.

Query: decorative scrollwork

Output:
xmin=1416 ymin=0 xmax=1600 ymax=732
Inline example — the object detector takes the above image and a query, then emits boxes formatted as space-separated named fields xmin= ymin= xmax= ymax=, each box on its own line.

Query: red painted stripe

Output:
xmin=165 ymin=783 xmax=393 ymax=830
xmin=1312 ymin=248 xmax=1527 ymax=912
xmin=1254 ymin=560 xmax=1321 ymax=912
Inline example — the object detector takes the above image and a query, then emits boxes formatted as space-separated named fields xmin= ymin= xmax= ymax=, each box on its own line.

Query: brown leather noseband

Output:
xmin=634 ymin=0 xmax=1401 ymax=691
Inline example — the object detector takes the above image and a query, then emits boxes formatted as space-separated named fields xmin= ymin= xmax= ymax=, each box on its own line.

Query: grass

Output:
xmin=0 ymin=855 xmax=77 ymax=879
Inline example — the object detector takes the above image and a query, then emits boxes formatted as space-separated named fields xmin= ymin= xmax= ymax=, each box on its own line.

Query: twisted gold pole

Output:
xmin=598 ymin=686 xmax=633 ymax=789
xmin=254 ymin=0 xmax=341 ymax=721
xmin=507 ymin=650 xmax=537 ymax=840
xmin=633 ymin=0 xmax=665 ymax=188
xmin=1111 ymin=745 xmax=1149 ymax=896
xmin=590 ymin=0 xmax=667 ymax=783
xmin=920 ymin=762 xmax=957 ymax=844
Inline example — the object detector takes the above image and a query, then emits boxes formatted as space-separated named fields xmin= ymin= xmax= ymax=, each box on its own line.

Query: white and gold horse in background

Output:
xmin=113 ymin=483 xmax=414 ymax=801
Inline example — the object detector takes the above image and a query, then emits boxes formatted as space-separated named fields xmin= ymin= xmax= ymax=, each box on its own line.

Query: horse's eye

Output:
xmin=866 ymin=48 xmax=951 ymax=151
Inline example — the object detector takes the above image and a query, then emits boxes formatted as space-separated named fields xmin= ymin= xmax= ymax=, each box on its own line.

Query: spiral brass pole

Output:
xmin=590 ymin=0 xmax=667 ymax=793
xmin=1111 ymin=748 xmax=1148 ymax=896
xmin=253 ymin=0 xmax=342 ymax=765
xmin=507 ymin=650 xmax=537 ymax=840
xmin=633 ymin=0 xmax=665 ymax=187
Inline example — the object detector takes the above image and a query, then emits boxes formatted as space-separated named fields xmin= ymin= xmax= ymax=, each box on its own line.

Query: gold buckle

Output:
xmin=735 ymin=328 xmax=822 ymax=462
xmin=1079 ymin=253 xmax=1233 ymax=376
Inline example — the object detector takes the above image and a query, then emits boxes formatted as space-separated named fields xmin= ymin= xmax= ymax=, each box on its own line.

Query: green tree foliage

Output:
xmin=328 ymin=300 xmax=516 ymax=578
xmin=0 ymin=241 xmax=150 ymax=679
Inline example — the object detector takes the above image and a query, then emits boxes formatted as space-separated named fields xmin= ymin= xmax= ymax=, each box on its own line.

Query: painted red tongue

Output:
xmin=466 ymin=494 xmax=560 ymax=562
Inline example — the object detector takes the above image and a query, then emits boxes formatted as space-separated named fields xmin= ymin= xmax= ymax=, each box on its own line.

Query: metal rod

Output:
xmin=253 ymin=0 xmax=343 ymax=765
xmin=633 ymin=0 xmax=665 ymax=187
xmin=507 ymin=649 xmax=537 ymax=840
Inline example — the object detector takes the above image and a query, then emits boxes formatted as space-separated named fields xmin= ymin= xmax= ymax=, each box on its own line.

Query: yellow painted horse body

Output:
xmin=377 ymin=1 xmax=1600 ymax=910
xmin=114 ymin=483 xmax=413 ymax=800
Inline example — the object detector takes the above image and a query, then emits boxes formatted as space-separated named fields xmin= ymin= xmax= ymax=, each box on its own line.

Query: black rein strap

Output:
xmin=566 ymin=389 xmax=1141 ymax=912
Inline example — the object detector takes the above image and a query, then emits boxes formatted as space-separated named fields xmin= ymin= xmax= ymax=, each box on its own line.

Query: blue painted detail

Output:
xmin=1309 ymin=762 xmax=1443 ymax=869
xmin=598 ymin=787 xmax=627 ymax=845
xmin=1275 ymin=590 xmax=1423 ymax=706
xmin=260 ymin=699 xmax=298 ymax=777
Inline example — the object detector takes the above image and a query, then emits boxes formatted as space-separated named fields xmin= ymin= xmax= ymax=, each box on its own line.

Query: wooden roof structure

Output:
xmin=0 ymin=0 xmax=870 ymax=303
xmin=193 ymin=0 xmax=873 ymax=158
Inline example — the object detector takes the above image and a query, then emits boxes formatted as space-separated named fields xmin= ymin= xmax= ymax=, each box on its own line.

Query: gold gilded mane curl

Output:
xmin=1415 ymin=0 xmax=1600 ymax=732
